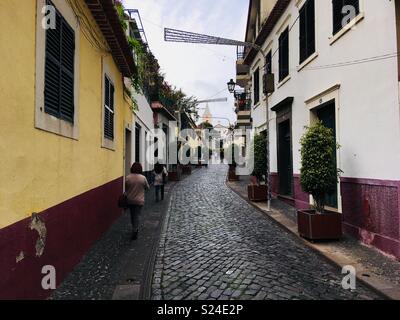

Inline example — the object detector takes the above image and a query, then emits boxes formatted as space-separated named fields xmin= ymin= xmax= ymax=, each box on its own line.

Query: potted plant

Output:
xmin=168 ymin=164 xmax=182 ymax=181
xmin=297 ymin=121 xmax=343 ymax=240
xmin=248 ymin=134 xmax=268 ymax=202
xmin=182 ymin=165 xmax=192 ymax=175
xmin=227 ymin=143 xmax=239 ymax=181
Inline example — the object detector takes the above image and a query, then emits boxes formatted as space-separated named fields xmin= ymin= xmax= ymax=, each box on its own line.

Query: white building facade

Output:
xmin=238 ymin=0 xmax=400 ymax=258
xmin=133 ymin=92 xmax=155 ymax=175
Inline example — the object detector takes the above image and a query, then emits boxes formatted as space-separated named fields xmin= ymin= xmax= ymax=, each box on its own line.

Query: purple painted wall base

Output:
xmin=271 ymin=173 xmax=400 ymax=259
xmin=341 ymin=177 xmax=400 ymax=259
xmin=269 ymin=173 xmax=310 ymax=210
xmin=0 ymin=177 xmax=123 ymax=299
xmin=293 ymin=174 xmax=310 ymax=210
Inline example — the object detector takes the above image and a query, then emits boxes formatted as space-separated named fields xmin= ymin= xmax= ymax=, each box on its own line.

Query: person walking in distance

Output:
xmin=125 ymin=163 xmax=149 ymax=240
xmin=153 ymin=163 xmax=168 ymax=202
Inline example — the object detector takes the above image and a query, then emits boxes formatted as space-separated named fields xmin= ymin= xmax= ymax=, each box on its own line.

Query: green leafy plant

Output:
xmin=227 ymin=143 xmax=240 ymax=168
xmin=252 ymin=134 xmax=267 ymax=184
xmin=198 ymin=122 xmax=213 ymax=130
xmin=115 ymin=1 xmax=128 ymax=31
xmin=115 ymin=1 xmax=197 ymax=119
xmin=300 ymin=121 xmax=342 ymax=214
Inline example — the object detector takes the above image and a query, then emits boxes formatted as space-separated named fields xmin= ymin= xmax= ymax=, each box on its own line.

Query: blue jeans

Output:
xmin=129 ymin=205 xmax=142 ymax=233
xmin=155 ymin=185 xmax=165 ymax=201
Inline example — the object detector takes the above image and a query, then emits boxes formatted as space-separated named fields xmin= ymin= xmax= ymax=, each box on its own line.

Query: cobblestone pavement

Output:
xmin=51 ymin=182 xmax=175 ymax=300
xmin=152 ymin=165 xmax=381 ymax=300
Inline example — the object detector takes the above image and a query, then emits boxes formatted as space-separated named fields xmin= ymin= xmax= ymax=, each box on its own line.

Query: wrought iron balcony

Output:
xmin=234 ymin=90 xmax=252 ymax=115
xmin=236 ymin=46 xmax=250 ymax=87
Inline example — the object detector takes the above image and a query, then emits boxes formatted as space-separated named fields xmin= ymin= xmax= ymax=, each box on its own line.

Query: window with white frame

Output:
xmin=35 ymin=0 xmax=79 ymax=139
xmin=253 ymin=67 xmax=260 ymax=104
xmin=299 ymin=0 xmax=315 ymax=64
xmin=44 ymin=0 xmax=75 ymax=123
xmin=332 ymin=0 xmax=360 ymax=35
xmin=279 ymin=28 xmax=289 ymax=81
xmin=265 ymin=51 xmax=272 ymax=75
xmin=104 ymin=75 xmax=115 ymax=141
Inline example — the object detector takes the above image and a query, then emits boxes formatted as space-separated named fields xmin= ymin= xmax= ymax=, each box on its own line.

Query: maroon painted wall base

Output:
xmin=270 ymin=173 xmax=400 ymax=259
xmin=0 ymin=177 xmax=123 ymax=299
xmin=269 ymin=173 xmax=310 ymax=210
xmin=341 ymin=177 xmax=400 ymax=259
xmin=343 ymin=223 xmax=400 ymax=259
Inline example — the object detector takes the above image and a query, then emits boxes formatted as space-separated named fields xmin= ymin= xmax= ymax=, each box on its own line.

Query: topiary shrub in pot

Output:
xmin=227 ymin=143 xmax=239 ymax=181
xmin=248 ymin=134 xmax=268 ymax=202
xmin=297 ymin=121 xmax=343 ymax=240
xmin=168 ymin=164 xmax=182 ymax=181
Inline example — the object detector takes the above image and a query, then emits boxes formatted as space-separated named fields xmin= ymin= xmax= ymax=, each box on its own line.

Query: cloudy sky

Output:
xmin=122 ymin=0 xmax=249 ymax=127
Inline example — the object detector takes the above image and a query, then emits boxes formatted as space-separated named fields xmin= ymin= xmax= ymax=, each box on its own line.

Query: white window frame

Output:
xmin=35 ymin=0 xmax=80 ymax=140
xmin=329 ymin=0 xmax=365 ymax=46
xmin=296 ymin=0 xmax=319 ymax=72
xmin=276 ymin=14 xmax=292 ymax=87
xmin=102 ymin=59 xmax=117 ymax=151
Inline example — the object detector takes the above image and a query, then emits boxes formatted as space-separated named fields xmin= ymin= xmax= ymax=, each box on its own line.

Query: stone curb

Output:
xmin=226 ymin=179 xmax=400 ymax=300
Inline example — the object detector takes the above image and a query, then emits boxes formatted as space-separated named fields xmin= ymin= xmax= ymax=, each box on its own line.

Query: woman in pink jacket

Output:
xmin=125 ymin=163 xmax=149 ymax=240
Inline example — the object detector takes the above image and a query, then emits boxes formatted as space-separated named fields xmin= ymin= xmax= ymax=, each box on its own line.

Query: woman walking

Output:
xmin=125 ymin=163 xmax=149 ymax=240
xmin=153 ymin=163 xmax=168 ymax=202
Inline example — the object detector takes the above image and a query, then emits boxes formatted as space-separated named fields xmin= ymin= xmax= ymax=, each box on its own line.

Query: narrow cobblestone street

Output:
xmin=152 ymin=165 xmax=380 ymax=300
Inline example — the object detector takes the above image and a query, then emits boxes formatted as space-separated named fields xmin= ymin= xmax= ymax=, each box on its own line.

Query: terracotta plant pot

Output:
xmin=168 ymin=167 xmax=182 ymax=181
xmin=228 ymin=169 xmax=239 ymax=182
xmin=248 ymin=185 xmax=268 ymax=202
xmin=297 ymin=210 xmax=342 ymax=240
xmin=182 ymin=165 xmax=192 ymax=175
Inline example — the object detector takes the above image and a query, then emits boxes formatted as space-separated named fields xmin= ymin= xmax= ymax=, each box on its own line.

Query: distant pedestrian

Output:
xmin=153 ymin=163 xmax=168 ymax=202
xmin=125 ymin=163 xmax=149 ymax=240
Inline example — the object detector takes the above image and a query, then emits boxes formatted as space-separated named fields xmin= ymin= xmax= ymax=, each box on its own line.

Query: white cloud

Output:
xmin=122 ymin=0 xmax=249 ymax=126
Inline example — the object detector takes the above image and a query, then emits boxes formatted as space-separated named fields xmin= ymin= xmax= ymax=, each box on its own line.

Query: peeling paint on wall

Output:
xmin=16 ymin=251 xmax=25 ymax=263
xmin=29 ymin=213 xmax=47 ymax=257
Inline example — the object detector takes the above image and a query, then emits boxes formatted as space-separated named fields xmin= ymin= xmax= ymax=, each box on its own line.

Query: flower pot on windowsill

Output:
xmin=297 ymin=209 xmax=342 ymax=241
xmin=248 ymin=184 xmax=268 ymax=202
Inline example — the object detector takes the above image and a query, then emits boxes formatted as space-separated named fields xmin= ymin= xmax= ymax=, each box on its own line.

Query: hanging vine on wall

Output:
xmin=115 ymin=1 xmax=198 ymax=120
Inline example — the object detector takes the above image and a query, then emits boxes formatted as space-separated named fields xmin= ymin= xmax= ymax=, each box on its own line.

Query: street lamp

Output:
xmin=227 ymin=79 xmax=236 ymax=94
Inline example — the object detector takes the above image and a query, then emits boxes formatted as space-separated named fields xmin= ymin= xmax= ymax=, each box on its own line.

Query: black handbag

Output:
xmin=118 ymin=194 xmax=128 ymax=208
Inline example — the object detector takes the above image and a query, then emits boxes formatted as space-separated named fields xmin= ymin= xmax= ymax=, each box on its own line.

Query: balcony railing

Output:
xmin=150 ymin=91 xmax=176 ymax=115
xmin=234 ymin=90 xmax=252 ymax=113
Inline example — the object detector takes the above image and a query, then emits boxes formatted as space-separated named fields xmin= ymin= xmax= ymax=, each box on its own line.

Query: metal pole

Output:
xmin=265 ymin=78 xmax=271 ymax=212
xmin=258 ymin=50 xmax=271 ymax=212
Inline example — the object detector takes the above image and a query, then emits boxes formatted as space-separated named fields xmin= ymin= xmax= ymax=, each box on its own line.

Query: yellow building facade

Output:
xmin=0 ymin=0 xmax=136 ymax=299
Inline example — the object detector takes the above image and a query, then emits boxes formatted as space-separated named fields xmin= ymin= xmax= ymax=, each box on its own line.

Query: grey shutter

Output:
xmin=44 ymin=1 xmax=75 ymax=123
xmin=306 ymin=0 xmax=315 ymax=59
xmin=279 ymin=28 xmax=289 ymax=81
xmin=104 ymin=76 xmax=114 ymax=140
xmin=44 ymin=8 xmax=61 ymax=117
xmin=299 ymin=4 xmax=307 ymax=64
xmin=60 ymin=19 xmax=75 ymax=122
